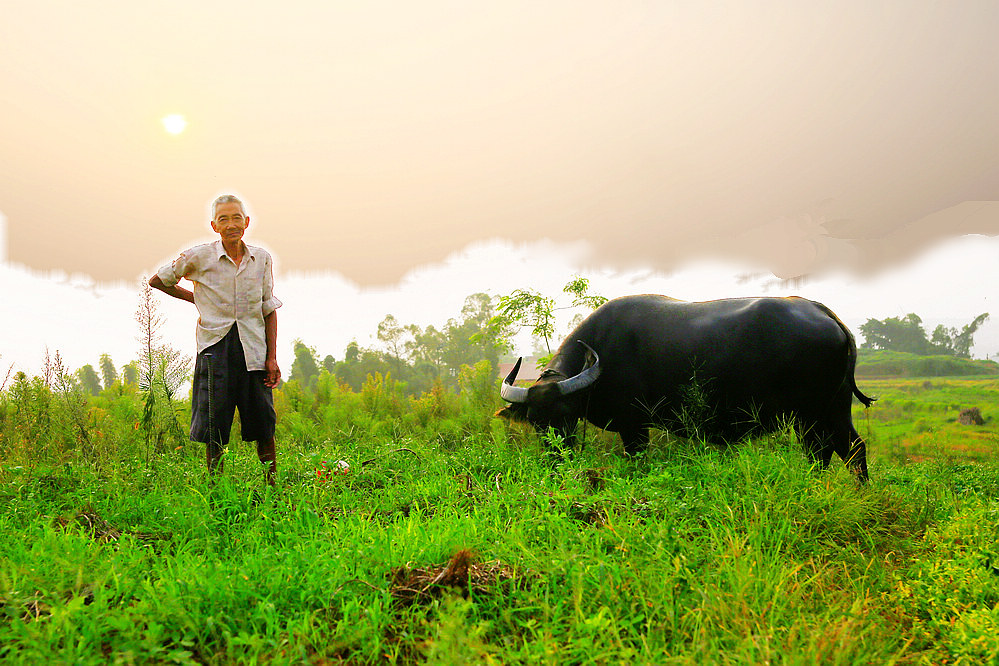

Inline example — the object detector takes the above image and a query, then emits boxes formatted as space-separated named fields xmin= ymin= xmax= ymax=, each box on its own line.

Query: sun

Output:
xmin=161 ymin=114 xmax=187 ymax=135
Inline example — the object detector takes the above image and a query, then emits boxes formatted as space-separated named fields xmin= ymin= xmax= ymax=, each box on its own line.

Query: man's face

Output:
xmin=211 ymin=201 xmax=249 ymax=243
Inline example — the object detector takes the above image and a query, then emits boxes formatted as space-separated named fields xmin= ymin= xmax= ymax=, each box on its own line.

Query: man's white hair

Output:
xmin=211 ymin=194 xmax=246 ymax=219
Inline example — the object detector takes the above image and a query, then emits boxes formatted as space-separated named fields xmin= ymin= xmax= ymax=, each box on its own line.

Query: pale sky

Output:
xmin=2 ymin=1 xmax=999 ymax=376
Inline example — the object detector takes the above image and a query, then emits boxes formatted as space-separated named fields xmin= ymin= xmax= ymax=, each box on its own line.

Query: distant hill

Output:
xmin=856 ymin=349 xmax=999 ymax=378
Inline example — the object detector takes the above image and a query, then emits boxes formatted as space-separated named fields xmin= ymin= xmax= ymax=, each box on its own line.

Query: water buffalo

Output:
xmin=497 ymin=294 xmax=874 ymax=481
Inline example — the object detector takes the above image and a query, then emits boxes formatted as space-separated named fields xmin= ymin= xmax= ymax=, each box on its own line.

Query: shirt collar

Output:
xmin=212 ymin=240 xmax=255 ymax=263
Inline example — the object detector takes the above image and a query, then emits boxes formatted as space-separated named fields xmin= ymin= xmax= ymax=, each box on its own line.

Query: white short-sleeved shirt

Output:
xmin=156 ymin=240 xmax=282 ymax=370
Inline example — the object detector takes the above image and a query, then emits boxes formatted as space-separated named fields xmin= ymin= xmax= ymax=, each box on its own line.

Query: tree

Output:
xmin=77 ymin=364 xmax=102 ymax=396
xmin=859 ymin=314 xmax=933 ymax=355
xmin=952 ymin=313 xmax=990 ymax=358
xmin=334 ymin=341 xmax=393 ymax=391
xmin=289 ymin=339 xmax=321 ymax=390
xmin=930 ymin=325 xmax=954 ymax=355
xmin=451 ymin=292 xmax=507 ymax=374
xmin=409 ymin=324 xmax=446 ymax=376
xmin=322 ymin=354 xmax=336 ymax=374
xmin=99 ymin=353 xmax=118 ymax=390
xmin=122 ymin=362 xmax=139 ymax=386
xmin=377 ymin=314 xmax=418 ymax=373
xmin=859 ymin=311 xmax=990 ymax=358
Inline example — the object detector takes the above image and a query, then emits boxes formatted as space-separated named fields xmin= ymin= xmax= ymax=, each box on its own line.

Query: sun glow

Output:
xmin=161 ymin=114 xmax=187 ymax=135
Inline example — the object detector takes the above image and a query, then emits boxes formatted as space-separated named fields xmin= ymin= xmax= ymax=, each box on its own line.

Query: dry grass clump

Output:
xmin=581 ymin=467 xmax=607 ymax=492
xmin=388 ymin=549 xmax=523 ymax=606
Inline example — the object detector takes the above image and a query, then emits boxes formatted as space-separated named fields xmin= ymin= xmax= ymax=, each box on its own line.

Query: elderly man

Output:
xmin=149 ymin=194 xmax=282 ymax=485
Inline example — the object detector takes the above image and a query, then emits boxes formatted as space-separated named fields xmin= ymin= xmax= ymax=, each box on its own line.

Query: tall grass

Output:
xmin=1 ymin=370 xmax=998 ymax=663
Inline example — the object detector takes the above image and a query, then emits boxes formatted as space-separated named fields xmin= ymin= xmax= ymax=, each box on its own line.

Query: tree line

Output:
xmin=285 ymin=278 xmax=608 ymax=397
xmin=286 ymin=292 xmax=511 ymax=397
xmin=858 ymin=312 xmax=990 ymax=358
xmin=20 ymin=286 xmax=994 ymax=403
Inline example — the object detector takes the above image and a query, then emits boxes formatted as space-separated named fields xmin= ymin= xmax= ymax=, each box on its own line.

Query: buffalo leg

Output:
xmin=827 ymin=418 xmax=869 ymax=483
xmin=815 ymin=419 xmax=869 ymax=484
xmin=801 ymin=425 xmax=835 ymax=471
xmin=844 ymin=425 xmax=869 ymax=484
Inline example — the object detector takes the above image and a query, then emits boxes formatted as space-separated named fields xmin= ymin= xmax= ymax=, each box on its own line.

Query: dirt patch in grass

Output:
xmin=388 ymin=549 xmax=525 ymax=606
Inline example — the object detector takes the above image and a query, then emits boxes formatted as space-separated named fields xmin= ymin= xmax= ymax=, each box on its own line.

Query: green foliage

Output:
xmin=860 ymin=312 xmax=990 ymax=358
xmin=75 ymin=364 xmax=101 ymax=397
xmin=2 ymin=372 xmax=54 ymax=465
xmin=493 ymin=276 xmax=608 ymax=366
xmin=121 ymin=362 xmax=138 ymax=386
xmin=6 ymin=282 xmax=999 ymax=662
xmin=886 ymin=498 xmax=999 ymax=662
xmin=98 ymin=354 xmax=118 ymax=391
xmin=360 ymin=372 xmax=406 ymax=421
xmin=288 ymin=339 xmax=321 ymax=390
xmin=321 ymin=354 xmax=335 ymax=373
xmin=51 ymin=351 xmax=95 ymax=460
xmin=290 ymin=293 xmax=508 ymax=398
xmin=952 ymin=312 xmax=991 ymax=358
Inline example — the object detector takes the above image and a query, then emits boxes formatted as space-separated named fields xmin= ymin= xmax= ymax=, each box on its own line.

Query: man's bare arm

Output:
xmin=148 ymin=274 xmax=195 ymax=304
xmin=264 ymin=310 xmax=281 ymax=388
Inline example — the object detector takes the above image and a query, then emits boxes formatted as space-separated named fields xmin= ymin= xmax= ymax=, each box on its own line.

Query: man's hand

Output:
xmin=265 ymin=358 xmax=281 ymax=388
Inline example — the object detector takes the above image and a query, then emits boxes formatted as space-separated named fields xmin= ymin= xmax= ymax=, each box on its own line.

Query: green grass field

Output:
xmin=2 ymin=371 xmax=998 ymax=664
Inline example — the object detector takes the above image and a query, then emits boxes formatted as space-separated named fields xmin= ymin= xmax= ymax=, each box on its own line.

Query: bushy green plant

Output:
xmin=2 ymin=372 xmax=54 ymax=465
xmin=360 ymin=372 xmax=406 ymax=420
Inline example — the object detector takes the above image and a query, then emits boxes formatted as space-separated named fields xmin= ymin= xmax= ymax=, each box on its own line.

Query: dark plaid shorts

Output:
xmin=191 ymin=325 xmax=275 ymax=446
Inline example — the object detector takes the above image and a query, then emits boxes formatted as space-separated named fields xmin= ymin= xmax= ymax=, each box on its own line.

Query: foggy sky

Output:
xmin=2 ymin=1 xmax=998 ymax=286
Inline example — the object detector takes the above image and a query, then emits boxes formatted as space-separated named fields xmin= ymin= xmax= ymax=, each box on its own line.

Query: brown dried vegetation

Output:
xmin=387 ymin=549 xmax=526 ymax=606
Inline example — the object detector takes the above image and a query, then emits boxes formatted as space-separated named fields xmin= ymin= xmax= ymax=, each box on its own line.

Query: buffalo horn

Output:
xmin=499 ymin=357 xmax=530 ymax=403
xmin=556 ymin=340 xmax=601 ymax=395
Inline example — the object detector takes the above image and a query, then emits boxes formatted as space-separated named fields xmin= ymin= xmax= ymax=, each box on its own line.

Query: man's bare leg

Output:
xmin=257 ymin=437 xmax=276 ymax=486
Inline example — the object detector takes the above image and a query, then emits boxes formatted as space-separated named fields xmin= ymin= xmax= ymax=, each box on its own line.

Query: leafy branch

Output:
xmin=491 ymin=277 xmax=608 ymax=367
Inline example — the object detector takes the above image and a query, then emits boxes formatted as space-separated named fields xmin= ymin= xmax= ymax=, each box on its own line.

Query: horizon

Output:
xmin=2 ymin=232 xmax=998 ymax=381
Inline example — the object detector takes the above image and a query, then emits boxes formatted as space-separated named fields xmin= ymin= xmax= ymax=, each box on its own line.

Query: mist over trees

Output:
xmin=287 ymin=292 xmax=513 ymax=397
xmin=284 ymin=280 xmax=611 ymax=396
xmin=99 ymin=353 xmax=118 ymax=390
xmin=859 ymin=312 xmax=990 ymax=358
xmin=76 ymin=364 xmax=101 ymax=396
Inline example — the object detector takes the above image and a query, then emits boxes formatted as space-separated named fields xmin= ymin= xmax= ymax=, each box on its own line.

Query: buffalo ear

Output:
xmin=495 ymin=403 xmax=530 ymax=424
